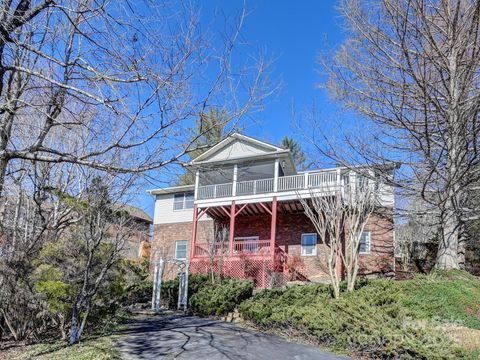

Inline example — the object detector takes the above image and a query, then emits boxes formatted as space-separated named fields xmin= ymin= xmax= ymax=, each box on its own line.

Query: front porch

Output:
xmin=190 ymin=198 xmax=279 ymax=260
xmin=189 ymin=198 xmax=312 ymax=287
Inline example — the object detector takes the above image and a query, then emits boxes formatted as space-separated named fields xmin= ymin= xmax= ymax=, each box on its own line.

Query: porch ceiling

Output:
xmin=204 ymin=200 xmax=304 ymax=220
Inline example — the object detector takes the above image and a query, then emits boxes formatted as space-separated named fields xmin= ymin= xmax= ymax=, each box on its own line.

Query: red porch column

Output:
xmin=270 ymin=197 xmax=277 ymax=256
xmin=229 ymin=201 xmax=236 ymax=256
xmin=190 ymin=204 xmax=198 ymax=259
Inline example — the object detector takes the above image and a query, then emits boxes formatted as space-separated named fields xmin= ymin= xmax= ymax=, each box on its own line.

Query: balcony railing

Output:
xmin=193 ymin=239 xmax=272 ymax=258
xmin=197 ymin=169 xmax=342 ymax=200
xmin=236 ymin=178 xmax=274 ymax=195
xmin=193 ymin=242 xmax=229 ymax=257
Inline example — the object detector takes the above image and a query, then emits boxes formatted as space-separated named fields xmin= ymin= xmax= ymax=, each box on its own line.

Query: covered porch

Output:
xmin=190 ymin=198 xmax=280 ymax=260
xmin=189 ymin=198 xmax=312 ymax=287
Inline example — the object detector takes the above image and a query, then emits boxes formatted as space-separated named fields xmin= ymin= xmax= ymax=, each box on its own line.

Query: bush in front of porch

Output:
xmin=189 ymin=278 xmax=253 ymax=316
xmin=160 ymin=274 xmax=253 ymax=317
xmin=239 ymin=270 xmax=480 ymax=359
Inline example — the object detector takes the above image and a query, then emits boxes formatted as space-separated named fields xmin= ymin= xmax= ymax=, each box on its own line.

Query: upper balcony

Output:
xmin=183 ymin=133 xmax=395 ymax=207
xmin=196 ymin=169 xmax=342 ymax=200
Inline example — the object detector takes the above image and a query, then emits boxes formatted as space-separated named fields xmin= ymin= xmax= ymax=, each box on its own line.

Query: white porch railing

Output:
xmin=277 ymin=174 xmax=304 ymax=191
xmin=236 ymin=178 xmax=274 ymax=195
xmin=197 ymin=182 xmax=232 ymax=199
xmin=197 ymin=169 xmax=342 ymax=200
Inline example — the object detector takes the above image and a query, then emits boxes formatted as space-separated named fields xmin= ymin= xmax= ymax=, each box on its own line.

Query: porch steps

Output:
xmin=274 ymin=246 xmax=309 ymax=282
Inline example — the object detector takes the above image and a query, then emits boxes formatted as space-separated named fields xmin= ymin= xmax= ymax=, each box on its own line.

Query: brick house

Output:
xmin=148 ymin=133 xmax=398 ymax=287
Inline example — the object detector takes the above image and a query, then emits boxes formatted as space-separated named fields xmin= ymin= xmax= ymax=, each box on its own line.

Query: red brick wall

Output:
xmin=151 ymin=208 xmax=394 ymax=282
xmin=228 ymin=210 xmax=394 ymax=281
xmin=152 ymin=220 xmax=214 ymax=279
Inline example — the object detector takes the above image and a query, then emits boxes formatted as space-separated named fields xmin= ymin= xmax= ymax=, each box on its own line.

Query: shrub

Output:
xmin=120 ymin=259 xmax=153 ymax=306
xmin=160 ymin=274 xmax=211 ymax=309
xmin=190 ymin=278 xmax=253 ymax=316
xmin=240 ymin=272 xmax=478 ymax=359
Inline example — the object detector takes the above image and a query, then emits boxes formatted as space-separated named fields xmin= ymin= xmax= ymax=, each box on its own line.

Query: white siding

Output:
xmin=205 ymin=139 xmax=272 ymax=162
xmin=153 ymin=193 xmax=210 ymax=225
xmin=378 ymin=182 xmax=395 ymax=208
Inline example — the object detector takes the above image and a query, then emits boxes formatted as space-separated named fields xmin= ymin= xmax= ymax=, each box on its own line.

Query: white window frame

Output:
xmin=301 ymin=233 xmax=317 ymax=256
xmin=359 ymin=231 xmax=371 ymax=254
xmin=173 ymin=192 xmax=194 ymax=211
xmin=175 ymin=240 xmax=188 ymax=259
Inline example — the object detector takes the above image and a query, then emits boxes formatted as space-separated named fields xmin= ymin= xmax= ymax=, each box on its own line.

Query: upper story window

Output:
xmin=173 ymin=192 xmax=194 ymax=210
xmin=359 ymin=231 xmax=371 ymax=254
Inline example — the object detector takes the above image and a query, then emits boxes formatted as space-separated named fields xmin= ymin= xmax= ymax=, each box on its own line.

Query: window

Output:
xmin=175 ymin=240 xmax=188 ymax=259
xmin=185 ymin=192 xmax=194 ymax=209
xmin=173 ymin=192 xmax=194 ymax=210
xmin=359 ymin=231 xmax=371 ymax=254
xmin=301 ymin=233 xmax=317 ymax=256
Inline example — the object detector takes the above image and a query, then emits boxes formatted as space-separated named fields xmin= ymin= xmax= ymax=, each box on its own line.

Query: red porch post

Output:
xmin=270 ymin=197 xmax=277 ymax=256
xmin=229 ymin=201 xmax=236 ymax=256
xmin=190 ymin=204 xmax=198 ymax=259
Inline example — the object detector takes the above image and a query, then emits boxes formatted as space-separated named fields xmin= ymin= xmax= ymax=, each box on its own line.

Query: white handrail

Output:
xmin=197 ymin=169 xmax=342 ymax=199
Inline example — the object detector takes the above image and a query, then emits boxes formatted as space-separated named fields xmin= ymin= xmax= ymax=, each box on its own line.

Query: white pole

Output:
xmin=151 ymin=261 xmax=158 ymax=310
xmin=273 ymin=159 xmax=279 ymax=192
xmin=154 ymin=259 xmax=164 ymax=311
xmin=194 ymin=169 xmax=200 ymax=200
xmin=232 ymin=164 xmax=238 ymax=196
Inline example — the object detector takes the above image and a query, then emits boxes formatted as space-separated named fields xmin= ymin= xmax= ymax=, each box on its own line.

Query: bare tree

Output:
xmin=298 ymin=190 xmax=343 ymax=299
xmin=341 ymin=179 xmax=376 ymax=291
xmin=316 ymin=0 xmax=480 ymax=269
xmin=298 ymin=176 xmax=376 ymax=297
xmin=67 ymin=176 xmax=135 ymax=344
xmin=0 ymin=1 xmax=274 ymax=342
xmin=0 ymin=0 xmax=273 ymax=197
xmin=0 ymin=160 xmax=80 ymax=341
xmin=395 ymin=197 xmax=438 ymax=271
xmin=206 ymin=222 xmax=229 ymax=283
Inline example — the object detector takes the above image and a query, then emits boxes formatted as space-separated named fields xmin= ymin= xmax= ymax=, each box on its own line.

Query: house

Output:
xmin=0 ymin=197 xmax=152 ymax=261
xmin=116 ymin=204 xmax=153 ymax=260
xmin=148 ymin=133 xmax=397 ymax=287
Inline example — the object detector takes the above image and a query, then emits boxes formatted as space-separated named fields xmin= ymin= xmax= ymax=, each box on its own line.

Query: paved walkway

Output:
xmin=116 ymin=313 xmax=348 ymax=360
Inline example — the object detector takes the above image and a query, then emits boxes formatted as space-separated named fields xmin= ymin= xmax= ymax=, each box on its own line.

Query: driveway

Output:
xmin=116 ymin=313 xmax=348 ymax=360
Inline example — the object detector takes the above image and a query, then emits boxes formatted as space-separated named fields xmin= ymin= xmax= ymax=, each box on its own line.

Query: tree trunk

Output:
xmin=457 ymin=221 xmax=466 ymax=270
xmin=69 ymin=305 xmax=82 ymax=344
xmin=435 ymin=207 xmax=460 ymax=269
xmin=0 ymin=154 xmax=7 ymax=197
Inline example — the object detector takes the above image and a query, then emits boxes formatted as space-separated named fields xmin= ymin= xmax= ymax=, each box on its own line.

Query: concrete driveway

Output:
xmin=116 ymin=313 xmax=348 ymax=360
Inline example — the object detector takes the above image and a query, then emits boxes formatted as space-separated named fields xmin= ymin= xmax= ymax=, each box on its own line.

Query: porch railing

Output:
xmin=197 ymin=169 xmax=341 ymax=200
xmin=197 ymin=182 xmax=232 ymax=200
xmin=236 ymin=178 xmax=274 ymax=195
xmin=193 ymin=239 xmax=272 ymax=258
xmin=193 ymin=243 xmax=229 ymax=257
xmin=233 ymin=239 xmax=271 ymax=254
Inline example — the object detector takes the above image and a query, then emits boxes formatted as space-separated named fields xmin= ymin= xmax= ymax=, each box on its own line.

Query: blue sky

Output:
xmin=140 ymin=0 xmax=347 ymax=216
xmin=200 ymin=0 xmax=345 ymax=142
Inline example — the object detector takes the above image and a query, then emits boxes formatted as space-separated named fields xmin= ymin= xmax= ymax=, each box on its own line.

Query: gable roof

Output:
xmin=189 ymin=133 xmax=291 ymax=165
xmin=117 ymin=204 xmax=153 ymax=224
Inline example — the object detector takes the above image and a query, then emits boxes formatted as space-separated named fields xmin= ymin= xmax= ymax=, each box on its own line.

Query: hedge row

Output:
xmin=160 ymin=274 xmax=253 ymax=317
xmin=239 ymin=272 xmax=480 ymax=359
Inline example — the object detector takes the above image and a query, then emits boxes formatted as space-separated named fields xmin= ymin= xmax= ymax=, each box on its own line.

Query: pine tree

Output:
xmin=280 ymin=136 xmax=306 ymax=170
xmin=177 ymin=108 xmax=231 ymax=185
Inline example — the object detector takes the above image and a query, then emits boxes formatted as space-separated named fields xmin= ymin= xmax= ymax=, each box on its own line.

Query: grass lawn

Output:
xmin=2 ymin=325 xmax=124 ymax=360
xmin=25 ymin=335 xmax=121 ymax=360
xmin=239 ymin=270 xmax=480 ymax=359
